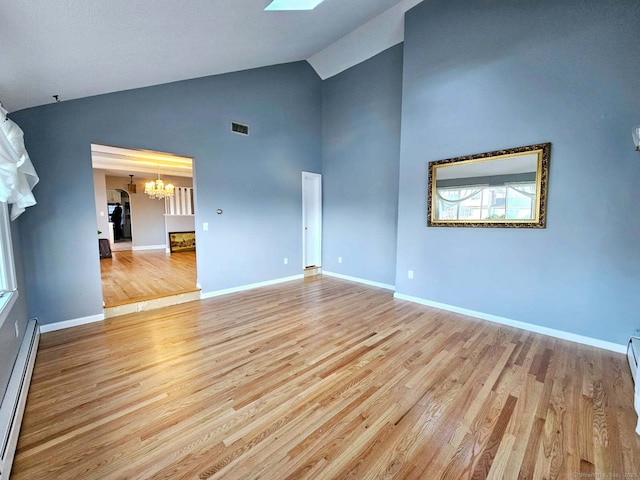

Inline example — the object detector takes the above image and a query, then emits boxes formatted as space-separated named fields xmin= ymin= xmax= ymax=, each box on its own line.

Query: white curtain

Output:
xmin=436 ymin=187 xmax=483 ymax=211
xmin=506 ymin=183 xmax=536 ymax=198
xmin=436 ymin=187 xmax=484 ymax=205
xmin=436 ymin=187 xmax=483 ymax=218
xmin=0 ymin=103 xmax=39 ymax=220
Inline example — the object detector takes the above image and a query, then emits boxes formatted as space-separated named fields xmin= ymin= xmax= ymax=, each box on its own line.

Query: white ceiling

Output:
xmin=0 ymin=0 xmax=419 ymax=112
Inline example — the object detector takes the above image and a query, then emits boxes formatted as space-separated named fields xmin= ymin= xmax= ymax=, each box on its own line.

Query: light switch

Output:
xmin=203 ymin=222 xmax=209 ymax=231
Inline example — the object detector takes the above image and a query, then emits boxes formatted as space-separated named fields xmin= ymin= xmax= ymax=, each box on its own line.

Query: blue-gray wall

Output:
xmin=7 ymin=0 xmax=640 ymax=347
xmin=11 ymin=61 xmax=322 ymax=326
xmin=396 ymin=0 xmax=640 ymax=344
xmin=322 ymin=45 xmax=402 ymax=286
xmin=0 ymin=222 xmax=30 ymax=403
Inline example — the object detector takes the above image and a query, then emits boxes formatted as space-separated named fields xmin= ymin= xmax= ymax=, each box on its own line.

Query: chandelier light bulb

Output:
xmin=144 ymin=173 xmax=175 ymax=199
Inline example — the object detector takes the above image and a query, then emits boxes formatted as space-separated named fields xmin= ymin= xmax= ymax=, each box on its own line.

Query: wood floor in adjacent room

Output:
xmin=100 ymin=249 xmax=198 ymax=307
xmin=12 ymin=276 xmax=640 ymax=479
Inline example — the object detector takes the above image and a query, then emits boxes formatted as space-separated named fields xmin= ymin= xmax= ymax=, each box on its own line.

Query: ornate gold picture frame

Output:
xmin=427 ymin=143 xmax=550 ymax=228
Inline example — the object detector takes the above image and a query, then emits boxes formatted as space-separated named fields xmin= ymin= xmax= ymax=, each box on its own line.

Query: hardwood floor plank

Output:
xmin=470 ymin=394 xmax=518 ymax=479
xmin=518 ymin=416 xmax=545 ymax=479
xmin=499 ymin=374 xmax=543 ymax=478
xmin=11 ymin=276 xmax=640 ymax=479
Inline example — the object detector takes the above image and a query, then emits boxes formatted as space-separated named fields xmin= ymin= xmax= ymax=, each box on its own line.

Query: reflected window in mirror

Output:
xmin=427 ymin=143 xmax=550 ymax=228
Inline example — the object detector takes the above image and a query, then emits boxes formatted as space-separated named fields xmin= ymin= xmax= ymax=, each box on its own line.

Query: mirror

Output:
xmin=427 ymin=143 xmax=550 ymax=228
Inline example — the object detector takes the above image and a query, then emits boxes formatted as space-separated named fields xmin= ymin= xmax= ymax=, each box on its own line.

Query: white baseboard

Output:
xmin=132 ymin=244 xmax=167 ymax=251
xmin=201 ymin=274 xmax=304 ymax=299
xmin=394 ymin=293 xmax=626 ymax=354
xmin=323 ymin=271 xmax=395 ymax=291
xmin=39 ymin=313 xmax=104 ymax=333
xmin=0 ymin=319 xmax=39 ymax=480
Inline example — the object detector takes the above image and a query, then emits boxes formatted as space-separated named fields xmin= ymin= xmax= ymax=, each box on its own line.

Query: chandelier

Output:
xmin=144 ymin=174 xmax=174 ymax=199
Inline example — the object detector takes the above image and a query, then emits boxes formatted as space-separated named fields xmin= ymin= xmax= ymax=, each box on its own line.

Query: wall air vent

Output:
xmin=231 ymin=121 xmax=249 ymax=136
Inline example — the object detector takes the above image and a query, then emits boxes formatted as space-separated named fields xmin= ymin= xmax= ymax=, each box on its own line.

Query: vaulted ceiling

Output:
xmin=1 ymin=0 xmax=420 ymax=112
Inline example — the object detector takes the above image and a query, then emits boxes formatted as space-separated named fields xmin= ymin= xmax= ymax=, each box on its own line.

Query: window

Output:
xmin=436 ymin=182 xmax=536 ymax=221
xmin=0 ymin=110 xmax=37 ymax=328
xmin=0 ymin=201 xmax=18 ymax=328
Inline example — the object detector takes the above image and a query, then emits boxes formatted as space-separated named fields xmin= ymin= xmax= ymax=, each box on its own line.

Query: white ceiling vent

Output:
xmin=231 ymin=121 xmax=249 ymax=136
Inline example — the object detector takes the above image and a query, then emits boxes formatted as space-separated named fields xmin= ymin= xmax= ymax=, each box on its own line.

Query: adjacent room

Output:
xmin=0 ymin=0 xmax=639 ymax=478
xmin=91 ymin=144 xmax=199 ymax=315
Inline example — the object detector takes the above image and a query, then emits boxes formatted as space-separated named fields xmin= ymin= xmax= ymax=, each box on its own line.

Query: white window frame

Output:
xmin=0 ymin=202 xmax=18 ymax=329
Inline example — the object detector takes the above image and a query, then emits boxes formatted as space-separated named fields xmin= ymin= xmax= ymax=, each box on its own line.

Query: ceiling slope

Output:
xmin=1 ymin=0 xmax=408 ymax=112
xmin=308 ymin=0 xmax=423 ymax=79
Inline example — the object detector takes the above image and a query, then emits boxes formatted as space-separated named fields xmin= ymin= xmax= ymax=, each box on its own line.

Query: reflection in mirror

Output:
xmin=427 ymin=143 xmax=550 ymax=228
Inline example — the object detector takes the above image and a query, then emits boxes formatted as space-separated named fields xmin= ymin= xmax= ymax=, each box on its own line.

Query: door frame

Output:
xmin=301 ymin=171 xmax=322 ymax=269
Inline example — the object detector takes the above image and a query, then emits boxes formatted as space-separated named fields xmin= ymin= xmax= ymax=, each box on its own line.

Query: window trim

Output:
xmin=0 ymin=201 xmax=18 ymax=330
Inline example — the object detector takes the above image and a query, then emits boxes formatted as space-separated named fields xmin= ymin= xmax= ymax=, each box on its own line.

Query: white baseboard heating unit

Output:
xmin=0 ymin=319 xmax=39 ymax=480
xmin=628 ymin=336 xmax=640 ymax=436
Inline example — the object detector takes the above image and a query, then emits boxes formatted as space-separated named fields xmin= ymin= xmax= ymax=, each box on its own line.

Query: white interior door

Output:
xmin=302 ymin=172 xmax=322 ymax=268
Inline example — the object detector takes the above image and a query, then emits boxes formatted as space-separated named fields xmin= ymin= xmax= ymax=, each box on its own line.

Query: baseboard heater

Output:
xmin=0 ymin=319 xmax=39 ymax=480
xmin=628 ymin=336 xmax=640 ymax=436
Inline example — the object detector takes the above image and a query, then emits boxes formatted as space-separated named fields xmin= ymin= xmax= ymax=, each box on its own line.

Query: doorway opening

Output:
xmin=108 ymin=189 xmax=132 ymax=251
xmin=91 ymin=143 xmax=199 ymax=316
xmin=302 ymin=172 xmax=322 ymax=275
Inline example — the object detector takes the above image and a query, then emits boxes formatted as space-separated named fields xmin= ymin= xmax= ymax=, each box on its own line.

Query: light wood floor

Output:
xmin=111 ymin=239 xmax=133 ymax=252
xmin=13 ymin=276 xmax=640 ymax=479
xmin=100 ymin=249 xmax=198 ymax=307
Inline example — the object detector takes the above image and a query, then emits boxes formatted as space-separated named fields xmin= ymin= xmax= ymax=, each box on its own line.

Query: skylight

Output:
xmin=264 ymin=0 xmax=325 ymax=11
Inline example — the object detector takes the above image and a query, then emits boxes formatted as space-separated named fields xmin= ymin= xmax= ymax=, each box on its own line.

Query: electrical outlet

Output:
xmin=14 ymin=321 xmax=19 ymax=338
xmin=284 ymin=257 xmax=288 ymax=265
xmin=408 ymin=270 xmax=414 ymax=279
xmin=338 ymin=256 xmax=342 ymax=264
